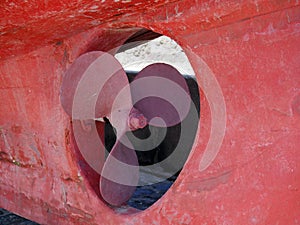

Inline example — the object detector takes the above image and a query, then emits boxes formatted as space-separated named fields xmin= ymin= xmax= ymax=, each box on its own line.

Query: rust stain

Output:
xmin=11 ymin=125 xmax=22 ymax=134
xmin=64 ymin=128 xmax=71 ymax=146
xmin=0 ymin=155 xmax=36 ymax=169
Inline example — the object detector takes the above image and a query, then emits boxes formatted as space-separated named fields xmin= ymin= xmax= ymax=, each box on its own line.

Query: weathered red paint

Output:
xmin=0 ymin=1 xmax=299 ymax=225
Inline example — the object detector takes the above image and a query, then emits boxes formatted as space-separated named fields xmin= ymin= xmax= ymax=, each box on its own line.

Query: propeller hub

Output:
xmin=128 ymin=107 xmax=148 ymax=131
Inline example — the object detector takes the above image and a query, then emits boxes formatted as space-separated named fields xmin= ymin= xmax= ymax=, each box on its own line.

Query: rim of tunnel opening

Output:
xmin=65 ymin=27 xmax=200 ymax=214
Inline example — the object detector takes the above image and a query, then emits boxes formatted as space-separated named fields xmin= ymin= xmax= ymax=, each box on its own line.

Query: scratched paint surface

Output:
xmin=0 ymin=0 xmax=299 ymax=60
xmin=0 ymin=0 xmax=299 ymax=224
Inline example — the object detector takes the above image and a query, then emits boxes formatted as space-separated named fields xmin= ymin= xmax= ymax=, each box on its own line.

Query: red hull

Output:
xmin=0 ymin=1 xmax=299 ymax=224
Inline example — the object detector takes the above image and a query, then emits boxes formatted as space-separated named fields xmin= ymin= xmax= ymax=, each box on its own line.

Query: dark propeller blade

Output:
xmin=60 ymin=51 xmax=132 ymax=120
xmin=130 ymin=63 xmax=191 ymax=127
xmin=100 ymin=134 xmax=139 ymax=206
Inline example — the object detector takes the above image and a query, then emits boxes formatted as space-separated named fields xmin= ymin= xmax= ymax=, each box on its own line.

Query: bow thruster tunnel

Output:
xmin=0 ymin=1 xmax=299 ymax=224
xmin=59 ymin=48 xmax=200 ymax=208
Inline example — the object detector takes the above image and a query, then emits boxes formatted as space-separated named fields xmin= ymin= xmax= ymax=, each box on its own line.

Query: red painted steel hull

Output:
xmin=0 ymin=1 xmax=299 ymax=224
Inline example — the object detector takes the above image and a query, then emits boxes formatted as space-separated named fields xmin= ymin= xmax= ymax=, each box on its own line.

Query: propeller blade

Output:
xmin=100 ymin=134 xmax=139 ymax=206
xmin=60 ymin=51 xmax=132 ymax=120
xmin=130 ymin=63 xmax=191 ymax=127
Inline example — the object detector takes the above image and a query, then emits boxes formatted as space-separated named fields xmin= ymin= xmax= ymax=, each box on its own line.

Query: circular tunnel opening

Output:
xmin=60 ymin=28 xmax=200 ymax=213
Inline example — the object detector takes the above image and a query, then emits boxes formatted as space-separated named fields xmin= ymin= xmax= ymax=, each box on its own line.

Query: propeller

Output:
xmin=60 ymin=51 xmax=191 ymax=206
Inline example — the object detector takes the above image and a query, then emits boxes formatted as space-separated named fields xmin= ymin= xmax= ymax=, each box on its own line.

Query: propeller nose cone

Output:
xmin=128 ymin=107 xmax=148 ymax=130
